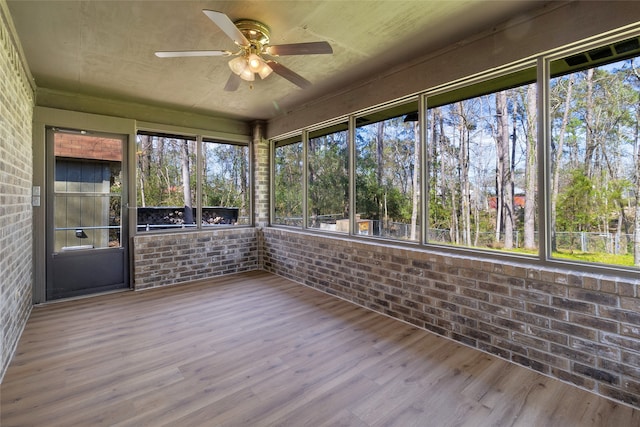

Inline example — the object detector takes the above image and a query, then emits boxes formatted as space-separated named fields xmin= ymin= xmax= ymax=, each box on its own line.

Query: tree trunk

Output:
xmin=137 ymin=134 xmax=151 ymax=207
xmin=439 ymin=113 xmax=447 ymax=211
xmin=240 ymin=148 xmax=248 ymax=218
xmin=524 ymin=84 xmax=537 ymax=250
xmin=634 ymin=108 xmax=640 ymax=265
xmin=551 ymin=75 xmax=574 ymax=252
xmin=495 ymin=91 xmax=510 ymax=247
xmin=180 ymin=140 xmax=193 ymax=224
xmin=157 ymin=137 xmax=164 ymax=174
xmin=376 ymin=121 xmax=385 ymax=234
xmin=583 ymin=68 xmax=597 ymax=178
xmin=458 ymin=102 xmax=471 ymax=246
xmin=629 ymin=62 xmax=640 ymax=265
xmin=410 ymin=122 xmax=419 ymax=241
xmin=308 ymin=137 xmax=318 ymax=227
xmin=503 ymin=92 xmax=514 ymax=249
xmin=450 ymin=184 xmax=459 ymax=244
xmin=429 ymin=108 xmax=441 ymax=240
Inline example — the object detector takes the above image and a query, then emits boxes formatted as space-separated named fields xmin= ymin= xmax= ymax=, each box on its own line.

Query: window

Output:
xmin=426 ymin=70 xmax=538 ymax=253
xmin=550 ymin=36 xmax=640 ymax=267
xmin=355 ymin=101 xmax=420 ymax=241
xmin=307 ymin=124 xmax=349 ymax=232
xmin=269 ymin=30 xmax=640 ymax=273
xmin=136 ymin=133 xmax=197 ymax=231
xmin=202 ymin=140 xmax=250 ymax=225
xmin=273 ymin=136 xmax=303 ymax=227
xmin=136 ymin=132 xmax=249 ymax=232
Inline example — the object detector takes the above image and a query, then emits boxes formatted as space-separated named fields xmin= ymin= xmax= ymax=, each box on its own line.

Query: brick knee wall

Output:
xmin=261 ymin=227 xmax=640 ymax=409
xmin=133 ymin=228 xmax=259 ymax=290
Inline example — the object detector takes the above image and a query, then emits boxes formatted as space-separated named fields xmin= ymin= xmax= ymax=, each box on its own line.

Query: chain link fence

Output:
xmin=272 ymin=216 xmax=635 ymax=256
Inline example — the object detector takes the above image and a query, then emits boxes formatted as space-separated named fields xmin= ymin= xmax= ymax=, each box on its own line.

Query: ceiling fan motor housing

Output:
xmin=234 ymin=19 xmax=271 ymax=52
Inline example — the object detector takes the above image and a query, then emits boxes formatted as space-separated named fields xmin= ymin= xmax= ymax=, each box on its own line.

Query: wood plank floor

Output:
xmin=2 ymin=271 xmax=638 ymax=426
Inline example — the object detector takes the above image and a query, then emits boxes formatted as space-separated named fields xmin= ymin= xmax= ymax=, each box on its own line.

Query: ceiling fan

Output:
xmin=155 ymin=10 xmax=333 ymax=91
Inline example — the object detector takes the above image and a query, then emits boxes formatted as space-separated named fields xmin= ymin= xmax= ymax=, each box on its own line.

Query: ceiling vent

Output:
xmin=587 ymin=46 xmax=613 ymax=61
xmin=614 ymin=37 xmax=640 ymax=55
xmin=559 ymin=36 xmax=640 ymax=75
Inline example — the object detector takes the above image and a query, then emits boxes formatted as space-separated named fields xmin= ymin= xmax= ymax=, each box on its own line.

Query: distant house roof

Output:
xmin=55 ymin=133 xmax=122 ymax=162
xmin=488 ymin=195 xmax=526 ymax=210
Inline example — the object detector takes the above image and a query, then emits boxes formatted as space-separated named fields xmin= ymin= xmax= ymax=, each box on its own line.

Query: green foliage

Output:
xmin=355 ymin=117 xmax=417 ymax=226
xmin=556 ymin=169 xmax=596 ymax=233
xmin=274 ymin=143 xmax=303 ymax=221
xmin=203 ymin=143 xmax=249 ymax=214
xmin=428 ymin=186 xmax=450 ymax=230
xmin=136 ymin=136 xmax=248 ymax=223
xmin=308 ymin=131 xmax=349 ymax=219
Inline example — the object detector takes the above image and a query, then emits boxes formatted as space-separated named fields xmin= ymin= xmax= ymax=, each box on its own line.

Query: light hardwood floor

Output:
xmin=2 ymin=271 xmax=638 ymax=426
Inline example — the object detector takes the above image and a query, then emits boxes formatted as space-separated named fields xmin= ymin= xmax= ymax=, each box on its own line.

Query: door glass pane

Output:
xmin=53 ymin=132 xmax=122 ymax=252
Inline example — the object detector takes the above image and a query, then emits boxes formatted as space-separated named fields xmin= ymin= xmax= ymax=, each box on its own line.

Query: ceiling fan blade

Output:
xmin=155 ymin=50 xmax=232 ymax=58
xmin=265 ymin=41 xmax=333 ymax=56
xmin=202 ymin=10 xmax=250 ymax=47
xmin=224 ymin=73 xmax=241 ymax=92
xmin=266 ymin=60 xmax=311 ymax=89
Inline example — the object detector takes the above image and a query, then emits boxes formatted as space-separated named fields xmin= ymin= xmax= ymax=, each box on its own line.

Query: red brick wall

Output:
xmin=54 ymin=133 xmax=122 ymax=162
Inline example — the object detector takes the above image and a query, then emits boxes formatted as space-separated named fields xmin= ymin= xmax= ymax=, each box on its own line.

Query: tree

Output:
xmin=410 ymin=121 xmax=420 ymax=241
xmin=137 ymin=134 xmax=152 ymax=207
xmin=523 ymin=83 xmax=537 ymax=250
xmin=375 ymin=121 xmax=386 ymax=233
xmin=274 ymin=142 xmax=303 ymax=225
xmin=428 ymin=108 xmax=449 ymax=237
xmin=180 ymin=140 xmax=193 ymax=223
xmin=556 ymin=169 xmax=596 ymax=251
xmin=308 ymin=131 xmax=349 ymax=227
xmin=627 ymin=59 xmax=640 ymax=265
xmin=635 ymin=102 xmax=640 ymax=265
xmin=458 ymin=102 xmax=472 ymax=246
xmin=550 ymin=74 xmax=574 ymax=252
xmin=495 ymin=90 xmax=514 ymax=248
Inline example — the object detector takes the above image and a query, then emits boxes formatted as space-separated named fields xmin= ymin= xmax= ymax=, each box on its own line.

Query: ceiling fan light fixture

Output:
xmin=159 ymin=11 xmax=333 ymax=90
xmin=258 ymin=62 xmax=273 ymax=79
xmin=240 ymin=67 xmax=255 ymax=81
xmin=247 ymin=53 xmax=263 ymax=72
xmin=228 ymin=56 xmax=247 ymax=75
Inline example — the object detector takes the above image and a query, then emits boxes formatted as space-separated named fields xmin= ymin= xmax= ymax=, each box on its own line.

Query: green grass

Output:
xmin=434 ymin=241 xmax=637 ymax=267
xmin=552 ymin=249 xmax=635 ymax=267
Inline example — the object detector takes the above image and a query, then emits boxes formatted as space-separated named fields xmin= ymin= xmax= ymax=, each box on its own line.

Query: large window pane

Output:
xmin=202 ymin=140 xmax=249 ymax=226
xmin=136 ymin=133 xmax=197 ymax=231
xmin=427 ymin=74 xmax=538 ymax=253
xmin=274 ymin=138 xmax=303 ymax=226
xmin=550 ymin=43 xmax=640 ymax=268
xmin=355 ymin=103 xmax=420 ymax=241
xmin=308 ymin=124 xmax=349 ymax=232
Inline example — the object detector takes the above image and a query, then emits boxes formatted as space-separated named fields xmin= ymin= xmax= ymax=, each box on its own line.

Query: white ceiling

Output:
xmin=7 ymin=0 xmax=545 ymax=121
